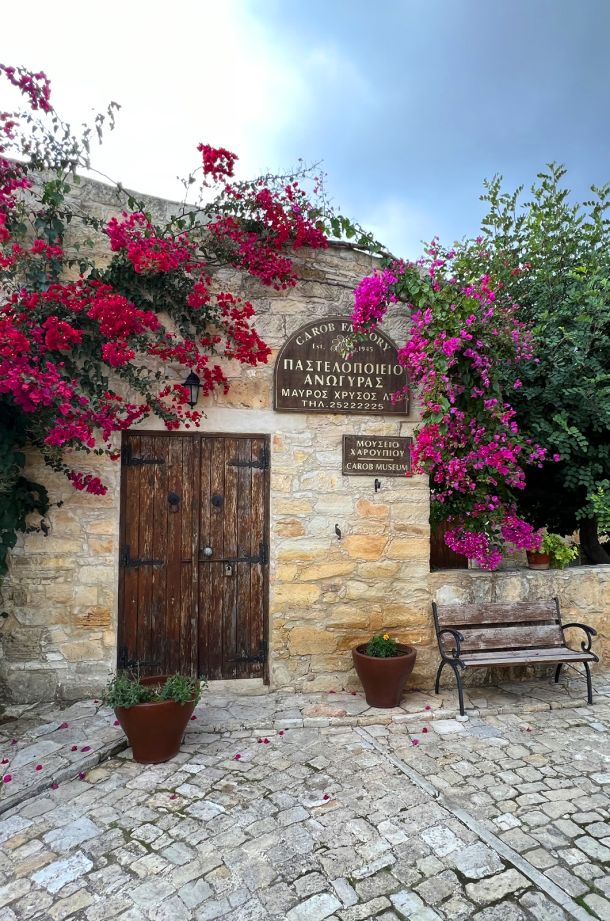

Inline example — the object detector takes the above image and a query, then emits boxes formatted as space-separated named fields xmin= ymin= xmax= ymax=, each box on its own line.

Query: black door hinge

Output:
xmin=120 ymin=545 xmax=164 ymax=568
xmin=229 ymin=446 xmax=269 ymax=470
xmin=121 ymin=444 xmax=165 ymax=467
xmin=228 ymin=640 xmax=267 ymax=664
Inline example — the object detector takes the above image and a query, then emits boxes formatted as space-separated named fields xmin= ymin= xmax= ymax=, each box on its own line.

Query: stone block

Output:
xmin=273 ymin=499 xmax=313 ymax=515
xmin=288 ymin=626 xmax=338 ymax=655
xmin=298 ymin=561 xmax=356 ymax=581
xmin=271 ymin=584 xmax=322 ymax=611
xmin=62 ymin=640 xmax=105 ymax=663
xmin=277 ymin=541 xmax=333 ymax=562
xmin=324 ymin=604 xmax=381 ymax=630
xmin=78 ymin=566 xmax=116 ymax=586
xmin=343 ymin=535 xmax=387 ymax=561
xmin=75 ymin=607 xmax=112 ymax=628
xmin=386 ymin=538 xmax=429 ymax=561
xmin=274 ymin=564 xmax=299 ymax=583
xmin=276 ymin=519 xmax=306 ymax=538
xmin=356 ymin=499 xmax=390 ymax=519
xmin=88 ymin=538 xmax=115 ymax=555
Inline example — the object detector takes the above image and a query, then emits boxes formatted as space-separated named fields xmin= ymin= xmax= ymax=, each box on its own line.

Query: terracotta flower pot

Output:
xmin=526 ymin=550 xmax=551 ymax=570
xmin=114 ymin=675 xmax=196 ymax=764
xmin=352 ymin=644 xmax=417 ymax=708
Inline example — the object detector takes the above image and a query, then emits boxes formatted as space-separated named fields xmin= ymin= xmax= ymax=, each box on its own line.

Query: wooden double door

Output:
xmin=118 ymin=433 xmax=269 ymax=680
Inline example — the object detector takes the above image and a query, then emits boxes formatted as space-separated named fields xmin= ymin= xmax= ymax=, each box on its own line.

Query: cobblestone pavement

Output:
xmin=2 ymin=671 xmax=605 ymax=815
xmin=2 ymin=677 xmax=610 ymax=919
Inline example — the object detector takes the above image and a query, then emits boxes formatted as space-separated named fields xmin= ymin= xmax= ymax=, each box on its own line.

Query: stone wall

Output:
xmin=1 ymin=175 xmax=609 ymax=702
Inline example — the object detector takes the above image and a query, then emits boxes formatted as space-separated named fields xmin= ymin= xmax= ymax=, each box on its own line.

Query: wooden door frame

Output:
xmin=118 ymin=430 xmax=271 ymax=683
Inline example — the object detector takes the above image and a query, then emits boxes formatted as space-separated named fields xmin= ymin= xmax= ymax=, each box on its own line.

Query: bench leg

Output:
xmin=554 ymin=663 xmax=563 ymax=684
xmin=584 ymin=661 xmax=593 ymax=705
xmin=449 ymin=662 xmax=465 ymax=716
xmin=434 ymin=661 xmax=446 ymax=694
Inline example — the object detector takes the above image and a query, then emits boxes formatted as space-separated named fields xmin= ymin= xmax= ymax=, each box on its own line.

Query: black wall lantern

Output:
xmin=183 ymin=370 xmax=201 ymax=408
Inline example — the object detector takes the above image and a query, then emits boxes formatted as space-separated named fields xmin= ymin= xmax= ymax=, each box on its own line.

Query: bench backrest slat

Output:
xmin=434 ymin=601 xmax=559 ymax=627
xmin=433 ymin=598 xmax=565 ymax=656
xmin=439 ymin=624 xmax=563 ymax=655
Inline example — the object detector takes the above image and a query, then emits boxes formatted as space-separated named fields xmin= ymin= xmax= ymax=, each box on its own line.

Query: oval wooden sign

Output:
xmin=274 ymin=316 xmax=409 ymax=415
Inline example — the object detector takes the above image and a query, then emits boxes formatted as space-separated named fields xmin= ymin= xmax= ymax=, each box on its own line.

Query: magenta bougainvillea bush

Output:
xmin=0 ymin=63 xmax=377 ymax=572
xmin=352 ymin=242 xmax=555 ymax=569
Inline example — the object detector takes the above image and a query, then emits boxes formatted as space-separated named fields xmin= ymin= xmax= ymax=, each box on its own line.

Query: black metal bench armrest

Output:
xmin=437 ymin=628 xmax=464 ymax=660
xmin=561 ymin=622 xmax=598 ymax=655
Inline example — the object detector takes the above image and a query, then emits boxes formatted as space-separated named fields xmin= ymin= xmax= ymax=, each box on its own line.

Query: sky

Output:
xmin=1 ymin=0 xmax=609 ymax=257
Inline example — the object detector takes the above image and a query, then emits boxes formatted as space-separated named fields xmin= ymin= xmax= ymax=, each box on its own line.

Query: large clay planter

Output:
xmin=352 ymin=644 xmax=417 ymax=708
xmin=114 ymin=675 xmax=196 ymax=764
xmin=527 ymin=550 xmax=551 ymax=570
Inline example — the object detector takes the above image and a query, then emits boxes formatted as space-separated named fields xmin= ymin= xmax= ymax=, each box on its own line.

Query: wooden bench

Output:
xmin=432 ymin=597 xmax=598 ymax=715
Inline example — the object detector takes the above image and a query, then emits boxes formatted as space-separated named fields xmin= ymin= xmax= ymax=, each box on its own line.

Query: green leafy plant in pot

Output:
xmin=352 ymin=633 xmax=417 ymax=708
xmin=103 ymin=673 xmax=203 ymax=763
xmin=527 ymin=533 xmax=579 ymax=570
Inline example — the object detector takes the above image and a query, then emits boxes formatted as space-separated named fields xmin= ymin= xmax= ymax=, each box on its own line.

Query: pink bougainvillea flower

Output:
xmin=411 ymin=738 xmax=420 ymax=746
xmin=351 ymin=691 xmax=357 ymax=696
xmin=10 ymin=739 xmax=17 ymax=746
xmin=50 ymin=782 xmax=59 ymax=790
xmin=263 ymin=738 xmax=270 ymax=745
xmin=328 ymin=690 xmax=336 ymax=694
xmin=59 ymin=722 xmax=69 ymax=729
xmin=78 ymin=772 xmax=87 ymax=780
xmin=80 ymin=746 xmax=91 ymax=753
xmin=3 ymin=774 xmax=12 ymax=783
xmin=170 ymin=793 xmax=177 ymax=800
xmin=70 ymin=745 xmax=78 ymax=752
xmin=35 ymin=764 xmax=43 ymax=771
xmin=190 ymin=715 xmax=197 ymax=721
xmin=233 ymin=754 xmax=241 ymax=761
xmin=93 ymin=700 xmax=100 ymax=704
xmin=113 ymin=720 xmax=120 ymax=726
xmin=1 ymin=758 xmax=8 ymax=764
xmin=422 ymin=727 xmax=428 ymax=734
xmin=424 ymin=705 xmax=432 ymax=711
xmin=322 ymin=793 xmax=330 ymax=801
xmin=257 ymin=738 xmax=263 ymax=744
xmin=278 ymin=730 xmax=285 ymax=736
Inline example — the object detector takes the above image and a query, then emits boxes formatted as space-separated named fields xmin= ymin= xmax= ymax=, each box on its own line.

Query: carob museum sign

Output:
xmin=274 ymin=317 xmax=409 ymax=415
xmin=342 ymin=435 xmax=413 ymax=477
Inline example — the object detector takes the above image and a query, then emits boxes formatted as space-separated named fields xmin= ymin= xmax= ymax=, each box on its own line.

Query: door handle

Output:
xmin=202 ymin=547 xmax=213 ymax=557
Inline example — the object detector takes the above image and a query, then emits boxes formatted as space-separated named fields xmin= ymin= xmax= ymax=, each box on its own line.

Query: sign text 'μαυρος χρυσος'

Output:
xmin=273 ymin=317 xmax=409 ymax=415
xmin=342 ymin=435 xmax=413 ymax=476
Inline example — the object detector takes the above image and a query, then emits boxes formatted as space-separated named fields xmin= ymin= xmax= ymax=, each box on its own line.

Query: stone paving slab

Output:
xmin=0 ymin=700 xmax=126 ymax=816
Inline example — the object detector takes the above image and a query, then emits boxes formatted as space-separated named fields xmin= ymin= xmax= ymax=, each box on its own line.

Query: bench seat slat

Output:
xmin=461 ymin=648 xmax=595 ymax=666
xmin=441 ymin=624 xmax=563 ymax=654
xmin=435 ymin=602 xmax=558 ymax=627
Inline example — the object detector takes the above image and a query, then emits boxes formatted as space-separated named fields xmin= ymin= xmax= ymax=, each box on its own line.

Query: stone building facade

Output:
xmin=1 ymin=178 xmax=608 ymax=702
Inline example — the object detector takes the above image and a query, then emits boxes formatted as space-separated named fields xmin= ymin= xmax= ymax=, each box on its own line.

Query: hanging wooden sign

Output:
xmin=342 ymin=435 xmax=413 ymax=477
xmin=274 ymin=316 xmax=409 ymax=415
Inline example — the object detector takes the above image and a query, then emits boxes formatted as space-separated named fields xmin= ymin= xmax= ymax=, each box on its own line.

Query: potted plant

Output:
xmin=527 ymin=533 xmax=579 ymax=570
xmin=103 ymin=673 xmax=202 ymax=764
xmin=352 ymin=633 xmax=417 ymax=708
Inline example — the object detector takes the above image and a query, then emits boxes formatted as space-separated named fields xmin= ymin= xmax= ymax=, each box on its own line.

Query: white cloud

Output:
xmin=0 ymin=0 xmax=318 ymax=198
xmin=359 ymin=196 xmax=438 ymax=258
